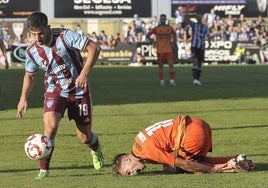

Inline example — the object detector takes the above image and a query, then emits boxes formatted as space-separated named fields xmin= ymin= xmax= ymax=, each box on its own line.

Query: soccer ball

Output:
xmin=24 ymin=134 xmax=52 ymax=160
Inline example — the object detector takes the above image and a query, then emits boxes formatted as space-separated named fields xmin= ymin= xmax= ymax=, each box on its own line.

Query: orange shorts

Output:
xmin=157 ymin=52 xmax=174 ymax=63
xmin=178 ymin=118 xmax=212 ymax=161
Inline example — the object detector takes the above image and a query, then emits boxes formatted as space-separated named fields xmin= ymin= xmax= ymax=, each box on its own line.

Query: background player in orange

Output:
xmin=147 ymin=14 xmax=177 ymax=86
xmin=112 ymin=115 xmax=255 ymax=176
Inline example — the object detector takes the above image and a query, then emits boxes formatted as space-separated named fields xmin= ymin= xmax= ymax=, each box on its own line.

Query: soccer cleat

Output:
xmin=91 ymin=145 xmax=104 ymax=170
xmin=160 ymin=80 xmax=165 ymax=86
xmin=35 ymin=171 xmax=49 ymax=180
xmin=193 ymin=79 xmax=202 ymax=85
xmin=170 ymin=80 xmax=176 ymax=86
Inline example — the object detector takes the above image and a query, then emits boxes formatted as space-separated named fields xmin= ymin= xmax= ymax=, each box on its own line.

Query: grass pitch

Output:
xmin=0 ymin=64 xmax=267 ymax=188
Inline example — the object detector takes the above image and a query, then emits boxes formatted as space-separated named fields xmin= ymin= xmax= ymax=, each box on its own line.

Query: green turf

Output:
xmin=0 ymin=64 xmax=267 ymax=188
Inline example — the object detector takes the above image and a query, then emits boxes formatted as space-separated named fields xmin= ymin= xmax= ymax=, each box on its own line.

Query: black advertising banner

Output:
xmin=0 ymin=0 xmax=40 ymax=18
xmin=171 ymin=0 xmax=247 ymax=4
xmin=171 ymin=0 xmax=267 ymax=17
xmin=55 ymin=0 xmax=151 ymax=18
xmin=11 ymin=41 xmax=262 ymax=64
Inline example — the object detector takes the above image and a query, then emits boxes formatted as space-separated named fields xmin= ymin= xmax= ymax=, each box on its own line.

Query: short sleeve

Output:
xmin=25 ymin=52 xmax=39 ymax=73
xmin=63 ymin=29 xmax=89 ymax=51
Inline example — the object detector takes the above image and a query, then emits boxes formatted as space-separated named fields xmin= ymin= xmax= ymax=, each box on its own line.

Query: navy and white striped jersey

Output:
xmin=190 ymin=22 xmax=210 ymax=50
xmin=25 ymin=28 xmax=90 ymax=98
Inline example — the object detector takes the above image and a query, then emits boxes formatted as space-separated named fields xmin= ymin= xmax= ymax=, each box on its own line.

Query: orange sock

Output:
xmin=158 ymin=72 xmax=164 ymax=80
xmin=169 ymin=71 xmax=175 ymax=80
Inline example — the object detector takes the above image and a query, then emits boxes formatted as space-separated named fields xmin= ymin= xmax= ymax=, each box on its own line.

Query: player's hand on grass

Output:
xmin=227 ymin=154 xmax=255 ymax=172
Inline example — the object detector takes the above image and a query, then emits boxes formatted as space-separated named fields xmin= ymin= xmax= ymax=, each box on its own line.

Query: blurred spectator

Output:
xmin=130 ymin=47 xmax=145 ymax=66
xmin=238 ymin=28 xmax=250 ymax=42
xmin=174 ymin=6 xmax=185 ymax=25
xmin=258 ymin=31 xmax=268 ymax=45
xmin=3 ymin=29 xmax=12 ymax=50
xmin=107 ymin=33 xmax=122 ymax=48
xmin=228 ymin=26 xmax=239 ymax=41
xmin=210 ymin=26 xmax=221 ymax=41
xmin=148 ymin=16 xmax=159 ymax=29
xmin=128 ymin=30 xmax=138 ymax=43
xmin=75 ymin=24 xmax=84 ymax=35
xmin=0 ymin=25 xmax=8 ymax=69
xmin=108 ymin=35 xmax=116 ymax=48
xmin=133 ymin=14 xmax=146 ymax=34
xmin=177 ymin=31 xmax=191 ymax=60
xmin=89 ymin=32 xmax=99 ymax=43
xmin=2 ymin=29 xmax=12 ymax=68
xmin=219 ymin=27 xmax=227 ymax=41
xmin=256 ymin=15 xmax=266 ymax=31
xmin=124 ymin=25 xmax=134 ymax=43
xmin=24 ymin=32 xmax=32 ymax=44
xmin=234 ymin=43 xmax=246 ymax=64
xmin=98 ymin=30 xmax=109 ymax=46
xmin=137 ymin=31 xmax=146 ymax=42
xmin=225 ymin=15 xmax=234 ymax=28
xmin=176 ymin=27 xmax=186 ymax=44
xmin=213 ymin=15 xmax=224 ymax=29
xmin=249 ymin=28 xmax=260 ymax=44
xmin=205 ymin=8 xmax=217 ymax=28
xmin=236 ymin=14 xmax=247 ymax=26
xmin=115 ymin=32 xmax=122 ymax=44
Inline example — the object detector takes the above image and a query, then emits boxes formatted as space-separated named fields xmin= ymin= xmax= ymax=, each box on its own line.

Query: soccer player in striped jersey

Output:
xmin=112 ymin=115 xmax=255 ymax=176
xmin=17 ymin=12 xmax=103 ymax=179
xmin=185 ymin=7 xmax=210 ymax=85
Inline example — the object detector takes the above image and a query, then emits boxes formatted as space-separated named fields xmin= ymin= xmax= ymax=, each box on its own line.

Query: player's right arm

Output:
xmin=17 ymin=72 xmax=35 ymax=119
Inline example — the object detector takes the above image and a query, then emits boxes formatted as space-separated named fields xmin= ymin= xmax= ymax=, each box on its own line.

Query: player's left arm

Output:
xmin=76 ymin=39 xmax=101 ymax=88
xmin=201 ymin=154 xmax=255 ymax=172
xmin=174 ymin=156 xmax=249 ymax=173
xmin=174 ymin=157 xmax=218 ymax=173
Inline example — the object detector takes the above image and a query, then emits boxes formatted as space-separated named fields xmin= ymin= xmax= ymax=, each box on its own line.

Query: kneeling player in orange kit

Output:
xmin=112 ymin=115 xmax=255 ymax=176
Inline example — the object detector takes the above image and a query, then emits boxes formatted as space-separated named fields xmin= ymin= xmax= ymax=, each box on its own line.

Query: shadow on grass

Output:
xmin=254 ymin=163 xmax=268 ymax=171
xmin=1 ymin=161 xmax=267 ymax=175
xmin=1 ymin=66 xmax=268 ymax=109
xmin=0 ymin=164 xmax=111 ymax=174
xmin=213 ymin=124 xmax=268 ymax=131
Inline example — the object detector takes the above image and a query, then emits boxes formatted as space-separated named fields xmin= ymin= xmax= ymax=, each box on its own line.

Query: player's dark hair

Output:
xmin=27 ymin=12 xmax=48 ymax=30
xmin=112 ymin=153 xmax=127 ymax=174
xmin=160 ymin=14 xmax=166 ymax=18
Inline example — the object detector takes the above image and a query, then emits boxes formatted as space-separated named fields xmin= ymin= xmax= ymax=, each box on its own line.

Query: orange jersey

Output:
xmin=148 ymin=24 xmax=176 ymax=53
xmin=131 ymin=115 xmax=212 ymax=166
